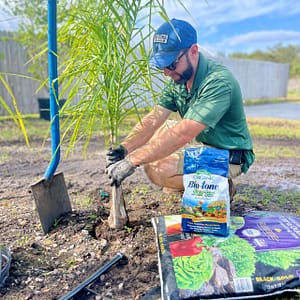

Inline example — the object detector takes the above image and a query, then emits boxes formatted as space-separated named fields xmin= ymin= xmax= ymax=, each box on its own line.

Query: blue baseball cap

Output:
xmin=149 ymin=19 xmax=197 ymax=68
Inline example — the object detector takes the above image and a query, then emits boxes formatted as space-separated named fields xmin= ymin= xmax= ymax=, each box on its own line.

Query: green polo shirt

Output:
xmin=158 ymin=52 xmax=255 ymax=173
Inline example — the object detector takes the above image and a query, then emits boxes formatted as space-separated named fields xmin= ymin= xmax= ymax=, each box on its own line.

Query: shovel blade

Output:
xmin=31 ymin=172 xmax=72 ymax=234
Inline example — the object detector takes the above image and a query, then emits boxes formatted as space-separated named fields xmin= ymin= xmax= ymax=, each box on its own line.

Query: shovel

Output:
xmin=30 ymin=0 xmax=71 ymax=234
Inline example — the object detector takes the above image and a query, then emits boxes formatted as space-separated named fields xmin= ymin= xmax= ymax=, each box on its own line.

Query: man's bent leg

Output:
xmin=144 ymin=152 xmax=184 ymax=191
xmin=144 ymin=120 xmax=243 ymax=198
xmin=143 ymin=120 xmax=185 ymax=192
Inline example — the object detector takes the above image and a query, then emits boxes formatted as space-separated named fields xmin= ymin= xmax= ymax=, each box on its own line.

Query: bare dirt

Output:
xmin=0 ymin=134 xmax=300 ymax=300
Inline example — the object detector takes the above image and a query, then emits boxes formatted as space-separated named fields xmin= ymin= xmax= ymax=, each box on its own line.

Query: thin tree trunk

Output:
xmin=108 ymin=184 xmax=128 ymax=229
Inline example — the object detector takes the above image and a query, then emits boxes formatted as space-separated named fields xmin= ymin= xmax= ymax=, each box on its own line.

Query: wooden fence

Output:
xmin=214 ymin=56 xmax=289 ymax=100
xmin=0 ymin=32 xmax=45 ymax=115
xmin=0 ymin=31 xmax=290 ymax=116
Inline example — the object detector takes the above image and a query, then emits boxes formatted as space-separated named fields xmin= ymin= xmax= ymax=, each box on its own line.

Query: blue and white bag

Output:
xmin=181 ymin=147 xmax=230 ymax=237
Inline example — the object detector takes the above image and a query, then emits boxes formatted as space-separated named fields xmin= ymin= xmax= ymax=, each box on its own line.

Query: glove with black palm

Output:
xmin=106 ymin=157 xmax=136 ymax=187
xmin=106 ymin=145 xmax=128 ymax=168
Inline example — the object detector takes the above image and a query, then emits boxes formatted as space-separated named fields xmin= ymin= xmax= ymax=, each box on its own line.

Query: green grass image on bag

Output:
xmin=256 ymin=249 xmax=300 ymax=270
xmin=218 ymin=236 xmax=256 ymax=277
xmin=173 ymin=248 xmax=214 ymax=290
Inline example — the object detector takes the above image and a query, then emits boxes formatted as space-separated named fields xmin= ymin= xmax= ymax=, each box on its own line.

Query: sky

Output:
xmin=1 ymin=0 xmax=300 ymax=55
xmin=0 ymin=9 xmax=19 ymax=32
xmin=154 ymin=0 xmax=300 ymax=55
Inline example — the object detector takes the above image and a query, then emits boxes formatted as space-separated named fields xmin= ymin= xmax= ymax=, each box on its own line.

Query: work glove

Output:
xmin=106 ymin=157 xmax=136 ymax=187
xmin=106 ymin=145 xmax=128 ymax=168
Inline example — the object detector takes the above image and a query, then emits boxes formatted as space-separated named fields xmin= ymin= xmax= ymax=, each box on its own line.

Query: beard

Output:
xmin=174 ymin=56 xmax=194 ymax=85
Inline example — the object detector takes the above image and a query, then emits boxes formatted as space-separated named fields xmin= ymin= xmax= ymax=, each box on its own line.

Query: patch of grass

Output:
xmin=287 ymin=90 xmax=300 ymax=99
xmin=234 ymin=185 xmax=300 ymax=214
xmin=0 ymin=116 xmax=50 ymax=143
xmin=253 ymin=143 xmax=299 ymax=159
xmin=53 ymin=219 xmax=60 ymax=228
xmin=0 ymin=109 xmax=151 ymax=146
xmin=0 ymin=114 xmax=39 ymax=121
xmin=244 ymin=98 xmax=285 ymax=105
xmin=247 ymin=117 xmax=300 ymax=159
xmin=244 ymin=97 xmax=300 ymax=105
xmin=247 ymin=118 xmax=300 ymax=139
xmin=1 ymin=106 xmax=299 ymax=162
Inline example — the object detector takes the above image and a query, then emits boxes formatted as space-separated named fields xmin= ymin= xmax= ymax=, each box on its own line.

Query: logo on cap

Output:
xmin=153 ymin=34 xmax=168 ymax=44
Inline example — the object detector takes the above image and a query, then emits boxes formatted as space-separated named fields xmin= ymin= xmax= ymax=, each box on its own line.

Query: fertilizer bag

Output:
xmin=181 ymin=147 xmax=230 ymax=237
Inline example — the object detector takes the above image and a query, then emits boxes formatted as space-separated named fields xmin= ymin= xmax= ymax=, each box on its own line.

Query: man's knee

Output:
xmin=144 ymin=163 xmax=158 ymax=185
xmin=144 ymin=161 xmax=167 ymax=186
xmin=144 ymin=157 xmax=179 ymax=187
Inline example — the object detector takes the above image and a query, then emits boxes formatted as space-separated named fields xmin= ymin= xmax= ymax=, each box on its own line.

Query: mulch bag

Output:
xmin=182 ymin=147 xmax=230 ymax=237
xmin=152 ymin=211 xmax=300 ymax=300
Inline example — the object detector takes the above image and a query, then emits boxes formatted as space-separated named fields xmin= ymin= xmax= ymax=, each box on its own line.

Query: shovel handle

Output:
xmin=44 ymin=0 xmax=60 ymax=180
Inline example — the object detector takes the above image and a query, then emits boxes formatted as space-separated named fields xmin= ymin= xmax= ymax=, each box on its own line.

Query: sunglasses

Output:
xmin=158 ymin=48 xmax=189 ymax=71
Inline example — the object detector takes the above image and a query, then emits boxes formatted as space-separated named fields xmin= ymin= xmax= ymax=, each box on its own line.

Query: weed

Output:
xmin=66 ymin=257 xmax=75 ymax=265
xmin=9 ymin=208 xmax=17 ymax=219
xmin=36 ymin=223 xmax=42 ymax=231
xmin=126 ymin=185 xmax=151 ymax=205
xmin=124 ymin=225 xmax=132 ymax=233
xmin=73 ymin=195 xmax=94 ymax=208
xmin=16 ymin=232 xmax=30 ymax=247
xmin=132 ymin=185 xmax=150 ymax=197
xmin=53 ymin=219 xmax=60 ymax=227
xmin=89 ymin=214 xmax=97 ymax=221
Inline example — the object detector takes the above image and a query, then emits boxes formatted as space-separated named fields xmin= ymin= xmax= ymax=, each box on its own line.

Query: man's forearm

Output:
xmin=122 ymin=120 xmax=156 ymax=153
xmin=128 ymin=119 xmax=206 ymax=167
xmin=122 ymin=106 xmax=170 ymax=153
